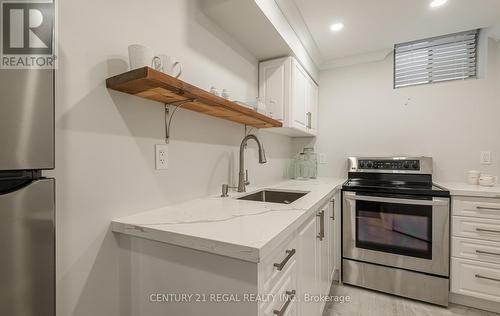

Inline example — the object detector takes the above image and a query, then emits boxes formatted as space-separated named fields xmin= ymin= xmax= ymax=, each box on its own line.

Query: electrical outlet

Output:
xmin=155 ymin=144 xmax=168 ymax=170
xmin=319 ymin=153 xmax=327 ymax=164
xmin=480 ymin=151 xmax=491 ymax=165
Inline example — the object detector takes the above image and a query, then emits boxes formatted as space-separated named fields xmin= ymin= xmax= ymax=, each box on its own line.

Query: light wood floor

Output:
xmin=323 ymin=284 xmax=499 ymax=316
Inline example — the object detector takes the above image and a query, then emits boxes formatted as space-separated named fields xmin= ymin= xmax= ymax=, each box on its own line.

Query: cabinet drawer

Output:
xmin=451 ymin=258 xmax=500 ymax=303
xmin=452 ymin=237 xmax=500 ymax=265
xmin=259 ymin=234 xmax=298 ymax=293
xmin=452 ymin=216 xmax=500 ymax=242
xmin=261 ymin=261 xmax=297 ymax=316
xmin=453 ymin=196 xmax=500 ymax=220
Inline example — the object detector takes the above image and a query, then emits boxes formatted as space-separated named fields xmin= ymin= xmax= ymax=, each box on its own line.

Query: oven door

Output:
xmin=343 ymin=191 xmax=449 ymax=276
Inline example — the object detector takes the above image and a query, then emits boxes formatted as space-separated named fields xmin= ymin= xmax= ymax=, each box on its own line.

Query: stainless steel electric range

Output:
xmin=342 ymin=157 xmax=450 ymax=306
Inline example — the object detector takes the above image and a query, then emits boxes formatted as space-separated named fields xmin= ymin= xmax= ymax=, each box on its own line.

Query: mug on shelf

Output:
xmin=478 ymin=174 xmax=498 ymax=187
xmin=128 ymin=44 xmax=157 ymax=70
xmin=158 ymin=54 xmax=183 ymax=78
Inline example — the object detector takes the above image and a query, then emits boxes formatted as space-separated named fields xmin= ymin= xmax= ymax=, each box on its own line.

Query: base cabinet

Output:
xmin=451 ymin=196 xmax=500 ymax=313
xmin=117 ymin=193 xmax=338 ymax=316
xmin=298 ymin=215 xmax=319 ymax=315
xmin=328 ymin=192 xmax=341 ymax=282
xmin=297 ymin=199 xmax=334 ymax=315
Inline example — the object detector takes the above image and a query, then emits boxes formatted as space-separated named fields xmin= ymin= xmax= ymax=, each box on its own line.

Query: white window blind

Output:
xmin=394 ymin=29 xmax=478 ymax=88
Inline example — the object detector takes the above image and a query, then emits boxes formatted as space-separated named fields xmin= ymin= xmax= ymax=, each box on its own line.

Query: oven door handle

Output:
xmin=345 ymin=193 xmax=449 ymax=206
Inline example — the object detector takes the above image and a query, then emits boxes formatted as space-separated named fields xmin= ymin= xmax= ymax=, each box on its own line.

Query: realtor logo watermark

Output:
xmin=1 ymin=0 xmax=56 ymax=69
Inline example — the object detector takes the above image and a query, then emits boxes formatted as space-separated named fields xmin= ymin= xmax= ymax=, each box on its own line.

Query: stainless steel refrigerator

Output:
xmin=0 ymin=66 xmax=55 ymax=315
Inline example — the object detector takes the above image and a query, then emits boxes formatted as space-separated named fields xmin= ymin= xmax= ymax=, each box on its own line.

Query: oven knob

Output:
xmin=366 ymin=161 xmax=373 ymax=168
xmin=403 ymin=161 xmax=410 ymax=169
xmin=412 ymin=161 xmax=419 ymax=169
xmin=359 ymin=161 xmax=365 ymax=168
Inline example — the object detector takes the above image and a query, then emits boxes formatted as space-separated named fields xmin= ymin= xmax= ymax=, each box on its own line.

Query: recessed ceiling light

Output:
xmin=430 ymin=0 xmax=448 ymax=8
xmin=330 ymin=23 xmax=344 ymax=32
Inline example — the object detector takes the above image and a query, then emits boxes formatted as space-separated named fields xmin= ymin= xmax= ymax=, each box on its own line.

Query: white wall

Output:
xmin=311 ymin=39 xmax=500 ymax=182
xmin=52 ymin=0 xmax=292 ymax=315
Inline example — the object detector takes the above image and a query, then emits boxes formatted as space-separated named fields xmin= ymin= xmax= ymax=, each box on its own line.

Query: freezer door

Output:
xmin=0 ymin=178 xmax=55 ymax=316
xmin=0 ymin=69 xmax=54 ymax=170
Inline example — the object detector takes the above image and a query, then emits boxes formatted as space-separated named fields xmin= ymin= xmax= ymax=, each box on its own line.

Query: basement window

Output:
xmin=394 ymin=29 xmax=479 ymax=88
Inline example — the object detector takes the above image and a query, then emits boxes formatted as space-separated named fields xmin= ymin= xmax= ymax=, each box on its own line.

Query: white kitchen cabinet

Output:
xmin=328 ymin=192 xmax=341 ymax=282
xmin=117 ymin=189 xmax=338 ymax=316
xmin=259 ymin=56 xmax=318 ymax=137
xmin=259 ymin=58 xmax=287 ymax=122
xmin=450 ymin=196 xmax=500 ymax=313
xmin=298 ymin=215 xmax=318 ymax=315
xmin=297 ymin=198 xmax=334 ymax=315
xmin=307 ymin=76 xmax=318 ymax=134
xmin=317 ymin=206 xmax=330 ymax=312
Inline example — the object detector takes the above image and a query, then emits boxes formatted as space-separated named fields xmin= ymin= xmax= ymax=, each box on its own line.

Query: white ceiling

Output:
xmin=289 ymin=0 xmax=500 ymax=67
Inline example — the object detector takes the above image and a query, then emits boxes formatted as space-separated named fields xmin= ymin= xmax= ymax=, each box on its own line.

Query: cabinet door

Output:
xmin=317 ymin=207 xmax=330 ymax=297
xmin=328 ymin=198 xmax=336 ymax=281
xmin=259 ymin=58 xmax=289 ymax=121
xmin=298 ymin=216 xmax=318 ymax=315
xmin=291 ymin=60 xmax=308 ymax=131
xmin=307 ymin=79 xmax=318 ymax=135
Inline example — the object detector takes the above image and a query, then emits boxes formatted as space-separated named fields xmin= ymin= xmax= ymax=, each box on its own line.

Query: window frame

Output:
xmin=393 ymin=29 xmax=479 ymax=89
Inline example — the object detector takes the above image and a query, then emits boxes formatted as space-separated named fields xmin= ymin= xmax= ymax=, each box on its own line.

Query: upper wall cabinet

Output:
xmin=259 ymin=57 xmax=318 ymax=137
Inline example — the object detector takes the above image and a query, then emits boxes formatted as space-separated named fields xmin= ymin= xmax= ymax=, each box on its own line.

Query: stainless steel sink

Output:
xmin=237 ymin=190 xmax=309 ymax=204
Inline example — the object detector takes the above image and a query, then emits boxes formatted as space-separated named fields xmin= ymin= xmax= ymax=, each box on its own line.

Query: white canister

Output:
xmin=479 ymin=174 xmax=498 ymax=187
xmin=466 ymin=170 xmax=480 ymax=185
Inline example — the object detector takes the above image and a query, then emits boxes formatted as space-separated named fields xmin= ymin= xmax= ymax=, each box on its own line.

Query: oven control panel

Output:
xmin=358 ymin=159 xmax=420 ymax=170
xmin=348 ymin=157 xmax=432 ymax=174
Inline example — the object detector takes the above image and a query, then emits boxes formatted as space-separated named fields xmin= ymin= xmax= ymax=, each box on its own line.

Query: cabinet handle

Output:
xmin=330 ymin=199 xmax=335 ymax=220
xmin=273 ymin=290 xmax=296 ymax=316
xmin=477 ymin=206 xmax=500 ymax=211
xmin=475 ymin=274 xmax=500 ymax=282
xmin=317 ymin=210 xmax=325 ymax=240
xmin=306 ymin=112 xmax=312 ymax=129
xmin=476 ymin=250 xmax=500 ymax=257
xmin=273 ymin=249 xmax=296 ymax=271
xmin=476 ymin=228 xmax=500 ymax=234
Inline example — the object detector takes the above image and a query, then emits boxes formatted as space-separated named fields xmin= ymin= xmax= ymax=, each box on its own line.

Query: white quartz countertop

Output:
xmin=112 ymin=178 xmax=345 ymax=263
xmin=436 ymin=181 xmax=500 ymax=198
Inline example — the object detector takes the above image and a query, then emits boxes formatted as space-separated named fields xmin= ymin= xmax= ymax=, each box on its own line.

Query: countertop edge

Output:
xmin=435 ymin=181 xmax=500 ymax=198
xmin=111 ymin=221 xmax=260 ymax=262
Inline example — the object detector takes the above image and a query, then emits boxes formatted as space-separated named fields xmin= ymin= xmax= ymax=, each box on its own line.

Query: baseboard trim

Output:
xmin=449 ymin=293 xmax=500 ymax=313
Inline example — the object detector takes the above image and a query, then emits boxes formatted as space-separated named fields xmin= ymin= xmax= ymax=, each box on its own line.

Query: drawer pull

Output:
xmin=330 ymin=199 xmax=335 ymax=220
xmin=317 ymin=210 xmax=325 ymax=241
xmin=475 ymin=274 xmax=500 ymax=283
xmin=476 ymin=250 xmax=500 ymax=257
xmin=476 ymin=228 xmax=500 ymax=234
xmin=477 ymin=206 xmax=500 ymax=211
xmin=273 ymin=249 xmax=296 ymax=271
xmin=273 ymin=290 xmax=296 ymax=316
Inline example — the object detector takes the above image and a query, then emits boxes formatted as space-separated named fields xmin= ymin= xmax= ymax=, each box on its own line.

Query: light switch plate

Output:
xmin=319 ymin=153 xmax=327 ymax=164
xmin=480 ymin=151 xmax=491 ymax=165
xmin=155 ymin=144 xmax=168 ymax=170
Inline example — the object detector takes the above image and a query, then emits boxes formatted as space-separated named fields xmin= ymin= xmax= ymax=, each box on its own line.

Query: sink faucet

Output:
xmin=238 ymin=134 xmax=267 ymax=192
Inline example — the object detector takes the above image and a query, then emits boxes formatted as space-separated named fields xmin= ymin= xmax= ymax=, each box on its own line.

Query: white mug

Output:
xmin=479 ymin=174 xmax=498 ymax=187
xmin=466 ymin=170 xmax=480 ymax=185
xmin=158 ymin=54 xmax=182 ymax=78
xmin=128 ymin=44 xmax=159 ymax=70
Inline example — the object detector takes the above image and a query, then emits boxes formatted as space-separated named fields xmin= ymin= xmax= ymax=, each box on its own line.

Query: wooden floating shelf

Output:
xmin=106 ymin=67 xmax=282 ymax=128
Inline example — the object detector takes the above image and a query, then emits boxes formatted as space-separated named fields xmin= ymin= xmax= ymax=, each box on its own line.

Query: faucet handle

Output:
xmin=245 ymin=170 xmax=250 ymax=186
xmin=221 ymin=184 xmax=237 ymax=197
